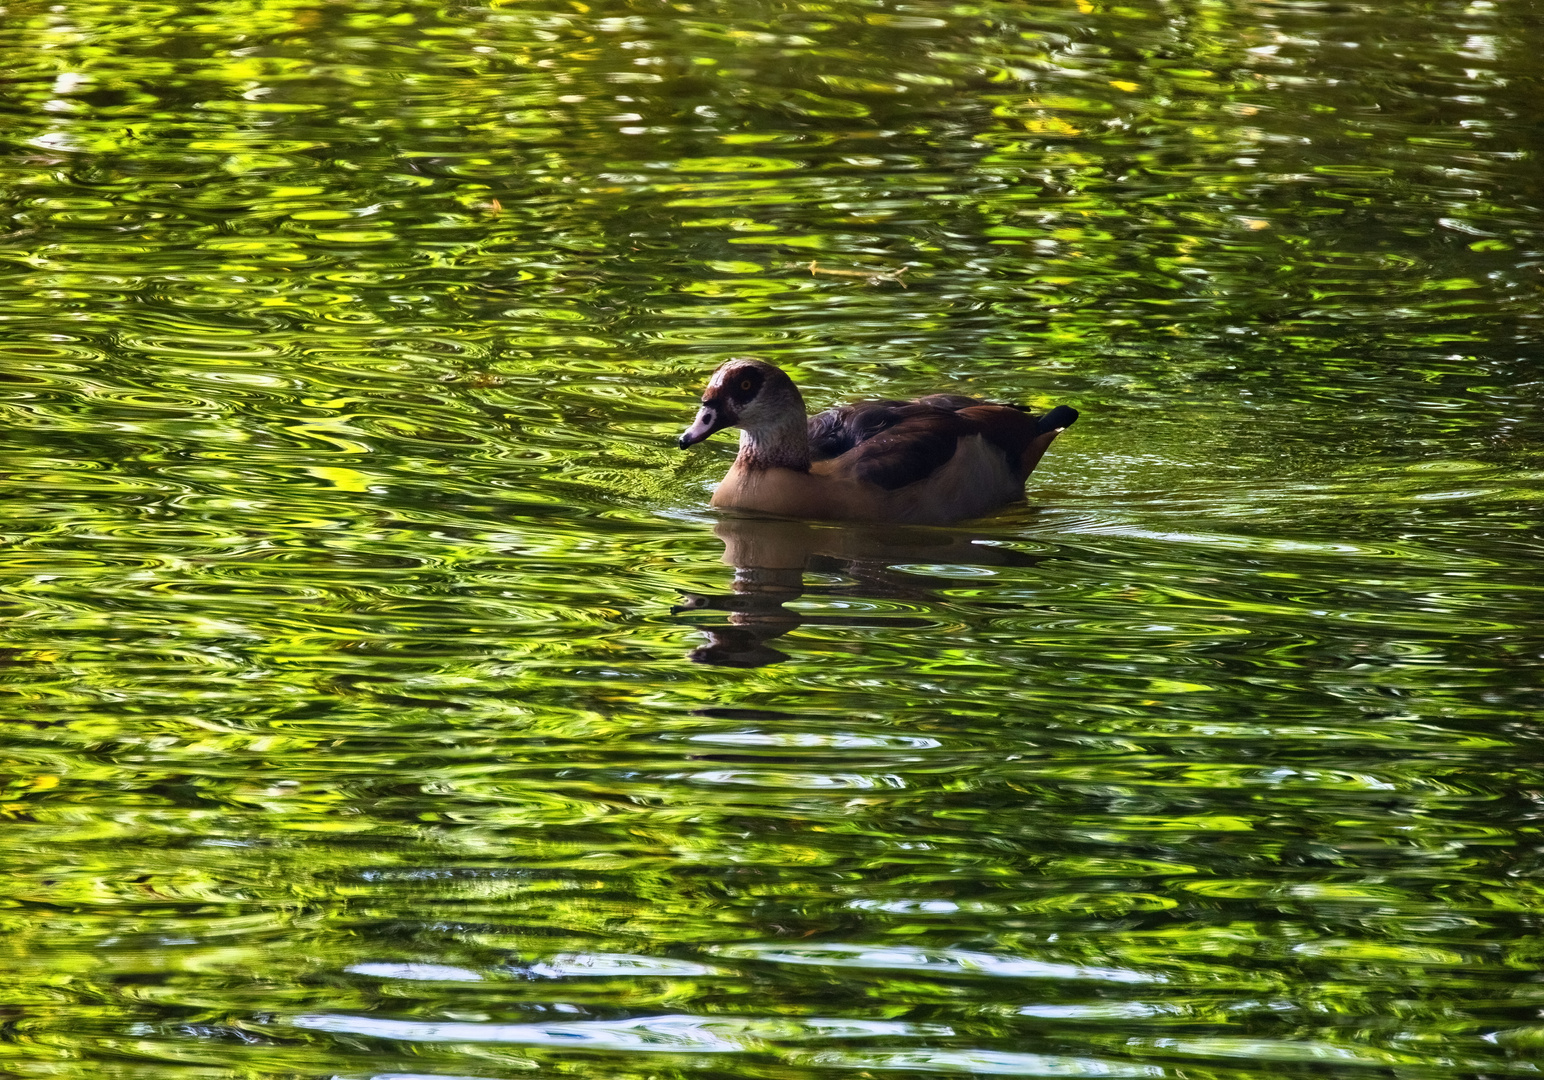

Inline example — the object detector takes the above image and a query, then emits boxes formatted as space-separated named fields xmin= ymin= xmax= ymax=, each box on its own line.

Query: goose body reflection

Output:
xmin=679 ymin=359 xmax=1078 ymax=524
xmin=677 ymin=517 xmax=1044 ymax=667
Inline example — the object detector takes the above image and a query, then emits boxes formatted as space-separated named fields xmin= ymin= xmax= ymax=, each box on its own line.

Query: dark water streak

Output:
xmin=2 ymin=1 xmax=1544 ymax=1078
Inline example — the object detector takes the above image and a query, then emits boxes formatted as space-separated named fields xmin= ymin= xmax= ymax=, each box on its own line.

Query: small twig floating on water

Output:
xmin=807 ymin=260 xmax=908 ymax=288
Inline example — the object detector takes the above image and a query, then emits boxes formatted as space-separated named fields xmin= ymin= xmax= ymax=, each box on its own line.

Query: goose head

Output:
xmin=678 ymin=359 xmax=806 ymax=450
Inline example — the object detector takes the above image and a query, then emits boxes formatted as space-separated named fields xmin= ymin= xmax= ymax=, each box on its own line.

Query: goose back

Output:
xmin=809 ymin=396 xmax=1077 ymax=491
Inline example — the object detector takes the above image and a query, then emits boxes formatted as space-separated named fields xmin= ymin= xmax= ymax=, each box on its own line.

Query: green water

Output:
xmin=2 ymin=0 xmax=1543 ymax=1077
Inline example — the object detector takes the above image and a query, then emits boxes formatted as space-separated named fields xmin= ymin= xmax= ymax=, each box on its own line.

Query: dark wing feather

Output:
xmin=810 ymin=392 xmax=1079 ymax=489
xmin=957 ymin=404 xmax=1036 ymax=478
xmin=1035 ymin=405 xmax=1079 ymax=435
xmin=957 ymin=403 xmax=1080 ymax=481
xmin=807 ymin=400 xmax=911 ymax=460
xmin=914 ymin=393 xmax=988 ymax=411
xmin=845 ymin=410 xmax=976 ymax=491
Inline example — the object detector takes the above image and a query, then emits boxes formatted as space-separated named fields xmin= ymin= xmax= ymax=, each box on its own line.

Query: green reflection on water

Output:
xmin=2 ymin=0 xmax=1543 ymax=1078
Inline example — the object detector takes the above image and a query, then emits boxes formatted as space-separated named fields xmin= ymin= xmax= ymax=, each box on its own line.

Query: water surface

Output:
xmin=2 ymin=1 xmax=1543 ymax=1078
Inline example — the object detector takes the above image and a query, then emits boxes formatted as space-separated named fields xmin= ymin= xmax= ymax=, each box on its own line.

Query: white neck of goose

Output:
xmin=737 ymin=411 xmax=810 ymax=472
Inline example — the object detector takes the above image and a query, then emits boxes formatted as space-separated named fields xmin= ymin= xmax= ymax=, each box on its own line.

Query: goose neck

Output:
xmin=738 ymin=414 xmax=810 ymax=472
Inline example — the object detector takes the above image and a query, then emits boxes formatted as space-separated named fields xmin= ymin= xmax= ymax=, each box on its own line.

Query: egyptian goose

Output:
xmin=678 ymin=359 xmax=1078 ymax=524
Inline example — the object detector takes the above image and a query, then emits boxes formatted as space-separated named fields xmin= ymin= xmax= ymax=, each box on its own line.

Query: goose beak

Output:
xmin=678 ymin=405 xmax=728 ymax=449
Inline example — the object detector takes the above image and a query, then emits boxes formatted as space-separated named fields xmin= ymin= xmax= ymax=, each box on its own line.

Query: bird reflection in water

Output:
xmin=675 ymin=516 xmax=1043 ymax=667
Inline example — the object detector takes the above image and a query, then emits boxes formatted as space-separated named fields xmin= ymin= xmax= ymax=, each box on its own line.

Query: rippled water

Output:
xmin=3 ymin=1 xmax=1543 ymax=1078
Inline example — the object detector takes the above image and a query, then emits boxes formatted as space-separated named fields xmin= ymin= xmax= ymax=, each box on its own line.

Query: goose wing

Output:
xmin=838 ymin=408 xmax=978 ymax=491
xmin=807 ymin=395 xmax=1001 ymax=459
xmin=807 ymin=399 xmax=913 ymax=460
xmin=810 ymin=397 xmax=1080 ymax=490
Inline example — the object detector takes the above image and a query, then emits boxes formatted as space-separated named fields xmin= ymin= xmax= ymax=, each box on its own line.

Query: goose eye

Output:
xmin=740 ymin=379 xmax=753 ymax=390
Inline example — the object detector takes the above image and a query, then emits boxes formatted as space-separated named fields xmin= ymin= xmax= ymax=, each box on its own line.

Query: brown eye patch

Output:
xmin=726 ymin=367 xmax=764 ymax=404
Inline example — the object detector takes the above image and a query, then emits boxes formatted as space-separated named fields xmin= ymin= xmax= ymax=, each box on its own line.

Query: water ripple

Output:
xmin=712 ymin=944 xmax=1162 ymax=984
xmin=291 ymin=1012 xmax=949 ymax=1051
